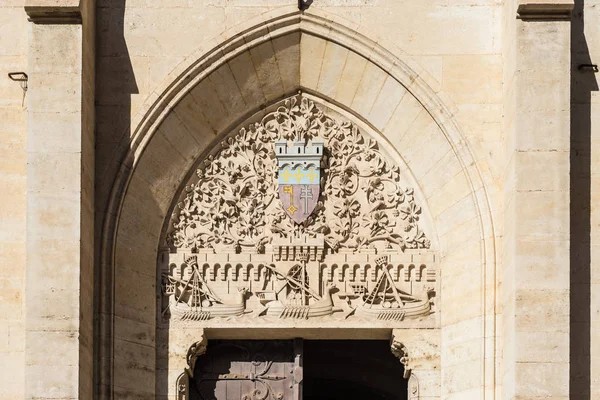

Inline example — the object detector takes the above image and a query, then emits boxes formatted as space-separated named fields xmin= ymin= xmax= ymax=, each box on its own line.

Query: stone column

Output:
xmin=24 ymin=1 xmax=95 ymax=399
xmin=503 ymin=1 xmax=572 ymax=399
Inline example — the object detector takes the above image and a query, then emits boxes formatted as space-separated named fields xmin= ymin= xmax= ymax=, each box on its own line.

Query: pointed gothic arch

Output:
xmin=98 ymin=7 xmax=497 ymax=399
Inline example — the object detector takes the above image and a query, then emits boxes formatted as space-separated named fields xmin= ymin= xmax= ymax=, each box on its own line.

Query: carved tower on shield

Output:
xmin=275 ymin=140 xmax=324 ymax=224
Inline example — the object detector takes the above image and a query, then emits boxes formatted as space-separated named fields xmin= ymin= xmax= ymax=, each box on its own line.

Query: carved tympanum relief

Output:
xmin=160 ymin=95 xmax=437 ymax=326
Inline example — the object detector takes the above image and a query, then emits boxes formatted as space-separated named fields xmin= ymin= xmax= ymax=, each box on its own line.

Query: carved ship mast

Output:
xmin=355 ymin=256 xmax=431 ymax=321
xmin=258 ymin=254 xmax=334 ymax=319
xmin=164 ymin=256 xmax=247 ymax=321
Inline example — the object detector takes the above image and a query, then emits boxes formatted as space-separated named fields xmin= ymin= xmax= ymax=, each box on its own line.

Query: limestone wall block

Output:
xmin=441 ymin=330 xmax=483 ymax=368
xmin=439 ymin=229 xmax=482 ymax=268
xmin=96 ymin=55 xmax=150 ymax=109
xmin=441 ymin=275 xmax=484 ymax=325
xmin=29 ymin=24 xmax=81 ymax=73
xmin=115 ymin=267 xmax=156 ymax=313
xmin=26 ymin=364 xmax=79 ymax=399
xmin=514 ymin=288 xmax=569 ymax=331
xmin=350 ymin=61 xmax=387 ymax=118
xmin=368 ymin=76 xmax=407 ymax=131
xmin=513 ymin=109 xmax=570 ymax=152
xmin=26 ymin=194 xmax=81 ymax=239
xmin=0 ymin=241 xmax=25 ymax=279
xmin=514 ymin=191 xmax=569 ymax=240
xmin=332 ymin=50 xmax=368 ymax=106
xmin=357 ymin=2 xmax=500 ymax=55
xmin=114 ymin=291 xmax=156 ymax=328
xmin=271 ymin=31 xmax=301 ymax=94
xmin=441 ymin=357 xmax=482 ymax=396
xmin=390 ymin=108 xmax=435 ymax=152
xmin=156 ymin=116 xmax=203 ymax=164
xmin=515 ymin=74 xmax=569 ymax=113
xmin=249 ymin=40 xmax=285 ymax=103
xmin=514 ymin=362 xmax=568 ymax=397
xmin=207 ymin=63 xmax=248 ymax=117
xmin=28 ymin=71 xmax=82 ymax=113
xmin=25 ymin=282 xmax=80 ymax=333
xmin=113 ymin=340 xmax=155 ymax=395
xmin=173 ymin=93 xmax=218 ymax=144
xmin=114 ymin=315 xmax=155 ymax=349
xmin=398 ymin=124 xmax=452 ymax=183
xmin=442 ymin=317 xmax=483 ymax=347
xmin=123 ymin=7 xmax=226 ymax=58
xmin=27 ymin=152 xmax=83 ymax=196
xmin=435 ymin=193 xmax=479 ymax=237
xmin=0 ymin=278 xmax=22 ymax=321
xmin=424 ymin=160 xmax=469 ymax=210
xmin=515 ymin=330 xmax=569 ymax=363
xmin=300 ymin=33 xmax=327 ymax=91
xmin=229 ymin=50 xmax=268 ymax=110
xmin=26 ymin=238 xmax=80 ymax=293
xmin=0 ymin=181 xmax=26 ymax=243
xmin=316 ymin=41 xmax=349 ymax=99
xmin=27 ymin=112 xmax=82 ymax=153
xmin=114 ymin=228 xmax=159 ymax=277
xmin=382 ymin=94 xmax=427 ymax=144
xmin=0 ymin=8 xmax=26 ymax=58
xmin=189 ymin=78 xmax=231 ymax=134
xmin=0 ymin=350 xmax=24 ymax=397
xmin=26 ymin=330 xmax=80 ymax=367
xmin=442 ymin=55 xmax=503 ymax=105
xmin=514 ymin=239 xmax=570 ymax=290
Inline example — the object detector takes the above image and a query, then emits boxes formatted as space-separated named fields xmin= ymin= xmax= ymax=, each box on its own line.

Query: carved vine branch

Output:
xmin=167 ymin=96 xmax=430 ymax=253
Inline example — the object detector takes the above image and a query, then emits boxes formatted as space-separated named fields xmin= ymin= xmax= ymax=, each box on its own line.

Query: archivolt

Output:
xmin=99 ymin=6 xmax=496 ymax=399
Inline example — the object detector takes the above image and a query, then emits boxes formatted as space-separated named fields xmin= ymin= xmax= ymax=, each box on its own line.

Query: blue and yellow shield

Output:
xmin=275 ymin=140 xmax=323 ymax=224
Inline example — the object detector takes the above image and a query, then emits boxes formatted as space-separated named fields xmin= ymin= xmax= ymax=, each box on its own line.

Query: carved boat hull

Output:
xmin=265 ymin=298 xmax=333 ymax=319
xmin=170 ymin=303 xmax=245 ymax=321
xmin=356 ymin=300 xmax=430 ymax=321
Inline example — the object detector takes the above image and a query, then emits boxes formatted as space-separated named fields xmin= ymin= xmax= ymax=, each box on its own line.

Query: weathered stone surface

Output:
xmin=1 ymin=0 xmax=595 ymax=399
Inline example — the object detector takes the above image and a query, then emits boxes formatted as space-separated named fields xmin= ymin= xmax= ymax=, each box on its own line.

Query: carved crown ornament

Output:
xmin=159 ymin=95 xmax=438 ymax=327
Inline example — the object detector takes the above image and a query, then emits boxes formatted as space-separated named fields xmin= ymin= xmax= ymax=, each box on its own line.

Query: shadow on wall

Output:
xmin=570 ymin=0 xmax=598 ymax=397
xmin=93 ymin=0 xmax=161 ymax=397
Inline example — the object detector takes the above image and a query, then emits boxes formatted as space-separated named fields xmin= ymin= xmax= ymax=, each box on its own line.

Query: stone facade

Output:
xmin=0 ymin=0 xmax=597 ymax=399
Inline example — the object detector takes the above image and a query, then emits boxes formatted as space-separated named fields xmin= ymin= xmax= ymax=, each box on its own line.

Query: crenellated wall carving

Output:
xmin=159 ymin=96 xmax=438 ymax=327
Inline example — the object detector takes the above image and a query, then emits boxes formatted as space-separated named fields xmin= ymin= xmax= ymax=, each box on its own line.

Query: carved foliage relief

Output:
xmin=168 ymin=96 xmax=430 ymax=253
xmin=160 ymin=96 xmax=437 ymax=326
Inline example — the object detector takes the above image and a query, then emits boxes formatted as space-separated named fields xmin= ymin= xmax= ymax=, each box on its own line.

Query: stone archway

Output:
xmin=98 ymin=8 xmax=496 ymax=399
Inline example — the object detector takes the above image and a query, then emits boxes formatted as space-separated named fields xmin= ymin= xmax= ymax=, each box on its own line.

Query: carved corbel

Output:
xmin=177 ymin=334 xmax=208 ymax=400
xmin=185 ymin=336 xmax=208 ymax=377
xmin=390 ymin=337 xmax=422 ymax=399
xmin=390 ymin=336 xmax=411 ymax=379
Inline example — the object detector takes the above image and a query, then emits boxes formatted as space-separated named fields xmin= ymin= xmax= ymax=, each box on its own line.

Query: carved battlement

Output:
xmin=275 ymin=140 xmax=324 ymax=158
xmin=267 ymin=234 xmax=325 ymax=261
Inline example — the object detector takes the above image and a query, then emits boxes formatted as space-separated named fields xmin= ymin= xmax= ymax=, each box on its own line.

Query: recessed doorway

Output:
xmin=191 ymin=339 xmax=408 ymax=400
xmin=303 ymin=340 xmax=408 ymax=400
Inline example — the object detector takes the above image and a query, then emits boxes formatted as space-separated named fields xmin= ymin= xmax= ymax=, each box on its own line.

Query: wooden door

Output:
xmin=191 ymin=340 xmax=302 ymax=400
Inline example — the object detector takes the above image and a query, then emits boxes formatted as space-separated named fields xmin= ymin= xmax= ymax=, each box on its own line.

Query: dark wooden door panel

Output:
xmin=191 ymin=340 xmax=301 ymax=400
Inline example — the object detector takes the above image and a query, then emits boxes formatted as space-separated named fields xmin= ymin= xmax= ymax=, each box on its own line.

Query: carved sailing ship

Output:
xmin=257 ymin=256 xmax=335 ymax=319
xmin=160 ymin=96 xmax=438 ymax=326
xmin=163 ymin=256 xmax=248 ymax=321
xmin=355 ymin=257 xmax=431 ymax=321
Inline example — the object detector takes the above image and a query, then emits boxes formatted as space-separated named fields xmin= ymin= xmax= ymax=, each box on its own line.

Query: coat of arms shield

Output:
xmin=275 ymin=140 xmax=324 ymax=224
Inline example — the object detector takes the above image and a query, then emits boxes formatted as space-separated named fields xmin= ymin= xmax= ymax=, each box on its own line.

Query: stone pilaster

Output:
xmin=24 ymin=1 xmax=95 ymax=399
xmin=503 ymin=1 xmax=572 ymax=398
